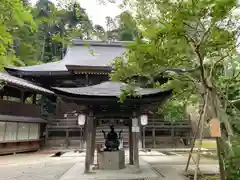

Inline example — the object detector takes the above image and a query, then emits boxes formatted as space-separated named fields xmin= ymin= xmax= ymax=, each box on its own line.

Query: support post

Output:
xmin=20 ymin=91 xmax=24 ymax=103
xmin=80 ymin=127 xmax=83 ymax=151
xmin=84 ymin=111 xmax=94 ymax=173
xmin=171 ymin=124 xmax=174 ymax=148
xmin=132 ymin=115 xmax=140 ymax=168
xmin=45 ymin=125 xmax=48 ymax=147
xmin=143 ymin=127 xmax=146 ymax=150
xmin=91 ymin=117 xmax=97 ymax=164
xmin=32 ymin=94 xmax=36 ymax=104
xmin=129 ymin=120 xmax=133 ymax=165
xmin=65 ymin=130 xmax=69 ymax=148
xmin=152 ymin=128 xmax=156 ymax=148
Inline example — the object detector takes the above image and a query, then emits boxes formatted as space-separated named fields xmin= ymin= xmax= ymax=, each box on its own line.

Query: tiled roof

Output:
xmin=0 ymin=72 xmax=54 ymax=94
xmin=53 ymin=81 xmax=172 ymax=97
xmin=5 ymin=40 xmax=129 ymax=73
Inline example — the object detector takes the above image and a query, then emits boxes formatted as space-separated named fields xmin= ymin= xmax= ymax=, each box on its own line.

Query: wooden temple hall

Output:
xmin=0 ymin=39 xmax=192 ymax=170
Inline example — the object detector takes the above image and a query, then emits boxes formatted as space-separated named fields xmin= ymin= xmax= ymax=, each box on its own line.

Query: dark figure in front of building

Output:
xmin=102 ymin=125 xmax=122 ymax=151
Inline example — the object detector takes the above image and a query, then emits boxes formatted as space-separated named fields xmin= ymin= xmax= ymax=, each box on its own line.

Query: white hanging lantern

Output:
xmin=78 ymin=114 xmax=86 ymax=125
xmin=140 ymin=114 xmax=148 ymax=125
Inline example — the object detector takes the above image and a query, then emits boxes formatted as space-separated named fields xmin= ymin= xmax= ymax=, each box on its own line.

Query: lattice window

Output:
xmin=17 ymin=123 xmax=29 ymax=140
xmin=5 ymin=122 xmax=17 ymax=141
xmin=29 ymin=123 xmax=39 ymax=140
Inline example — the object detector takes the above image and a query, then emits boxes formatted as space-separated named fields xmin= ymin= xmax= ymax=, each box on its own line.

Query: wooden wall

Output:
xmin=0 ymin=99 xmax=41 ymax=117
xmin=0 ymin=140 xmax=40 ymax=155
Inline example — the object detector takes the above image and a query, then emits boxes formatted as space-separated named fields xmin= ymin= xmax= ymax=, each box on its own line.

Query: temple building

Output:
xmin=1 ymin=39 xmax=192 ymax=157
xmin=0 ymin=72 xmax=53 ymax=155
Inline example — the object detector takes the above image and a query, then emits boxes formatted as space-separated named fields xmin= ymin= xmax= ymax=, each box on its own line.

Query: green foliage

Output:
xmin=112 ymin=0 xmax=240 ymax=178
xmin=119 ymin=85 xmax=140 ymax=103
xmin=0 ymin=0 xmax=36 ymax=69
xmin=104 ymin=10 xmax=138 ymax=41
xmin=38 ymin=95 xmax=57 ymax=119
xmin=112 ymin=0 xmax=238 ymax=119
xmin=0 ymin=0 xmax=94 ymax=70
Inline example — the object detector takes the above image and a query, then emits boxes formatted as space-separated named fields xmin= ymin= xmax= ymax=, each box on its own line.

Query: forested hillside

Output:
xmin=0 ymin=0 xmax=136 ymax=71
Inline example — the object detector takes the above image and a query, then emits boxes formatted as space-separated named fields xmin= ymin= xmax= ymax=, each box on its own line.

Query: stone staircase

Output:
xmin=96 ymin=125 xmax=129 ymax=148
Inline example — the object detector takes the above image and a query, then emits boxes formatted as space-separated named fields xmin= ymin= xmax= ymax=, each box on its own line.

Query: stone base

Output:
xmin=98 ymin=150 xmax=125 ymax=170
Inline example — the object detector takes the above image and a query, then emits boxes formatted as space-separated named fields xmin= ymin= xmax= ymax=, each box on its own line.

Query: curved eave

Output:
xmin=52 ymin=87 xmax=173 ymax=104
xmin=0 ymin=72 xmax=54 ymax=95
xmin=4 ymin=67 xmax=71 ymax=77
xmin=72 ymin=39 xmax=133 ymax=47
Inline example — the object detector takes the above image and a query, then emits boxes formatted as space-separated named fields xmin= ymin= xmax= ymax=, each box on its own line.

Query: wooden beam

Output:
xmin=129 ymin=120 xmax=133 ymax=165
xmin=84 ymin=111 xmax=94 ymax=173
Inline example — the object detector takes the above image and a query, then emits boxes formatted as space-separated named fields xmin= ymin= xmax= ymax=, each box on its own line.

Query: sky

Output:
xmin=31 ymin=0 xmax=122 ymax=29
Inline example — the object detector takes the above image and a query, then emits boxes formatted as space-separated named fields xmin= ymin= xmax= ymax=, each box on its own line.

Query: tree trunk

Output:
xmin=208 ymin=89 xmax=226 ymax=180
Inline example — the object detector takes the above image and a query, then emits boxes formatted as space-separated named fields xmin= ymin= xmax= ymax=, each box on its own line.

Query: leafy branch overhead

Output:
xmin=112 ymin=0 xmax=240 ymax=179
xmin=119 ymin=85 xmax=141 ymax=103
xmin=112 ymin=0 xmax=239 ymax=118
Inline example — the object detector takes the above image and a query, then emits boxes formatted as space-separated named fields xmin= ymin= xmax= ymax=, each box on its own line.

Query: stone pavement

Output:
xmin=59 ymin=158 xmax=159 ymax=180
xmin=0 ymin=150 xmax=218 ymax=180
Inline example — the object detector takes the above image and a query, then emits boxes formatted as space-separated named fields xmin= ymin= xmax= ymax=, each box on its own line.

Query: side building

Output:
xmin=4 ymin=39 xmax=192 ymax=150
xmin=0 ymin=73 xmax=54 ymax=155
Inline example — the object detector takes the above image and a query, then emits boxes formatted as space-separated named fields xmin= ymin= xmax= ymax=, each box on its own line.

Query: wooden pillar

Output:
xmin=84 ymin=111 xmax=94 ymax=173
xmin=32 ymin=94 xmax=36 ymax=104
xmin=143 ymin=127 xmax=146 ymax=150
xmin=80 ymin=127 xmax=83 ymax=150
xmin=132 ymin=116 xmax=140 ymax=168
xmin=152 ymin=128 xmax=156 ymax=148
xmin=128 ymin=120 xmax=133 ymax=165
xmin=65 ymin=130 xmax=69 ymax=148
xmin=171 ymin=124 xmax=174 ymax=148
xmin=20 ymin=91 xmax=24 ymax=103
xmin=45 ymin=125 xmax=49 ymax=147
xmin=91 ymin=117 xmax=97 ymax=164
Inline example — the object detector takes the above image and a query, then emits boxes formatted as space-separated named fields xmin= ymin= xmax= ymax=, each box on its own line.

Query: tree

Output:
xmin=0 ymin=0 xmax=36 ymax=70
xmin=106 ymin=11 xmax=138 ymax=41
xmin=29 ymin=0 xmax=94 ymax=63
xmin=0 ymin=0 xmax=94 ymax=70
xmin=111 ymin=0 xmax=239 ymax=179
xmin=94 ymin=24 xmax=106 ymax=40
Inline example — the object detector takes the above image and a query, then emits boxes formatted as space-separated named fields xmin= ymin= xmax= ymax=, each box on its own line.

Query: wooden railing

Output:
xmin=47 ymin=118 xmax=79 ymax=129
xmin=146 ymin=119 xmax=191 ymax=128
xmin=47 ymin=118 xmax=192 ymax=129
xmin=0 ymin=99 xmax=41 ymax=117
